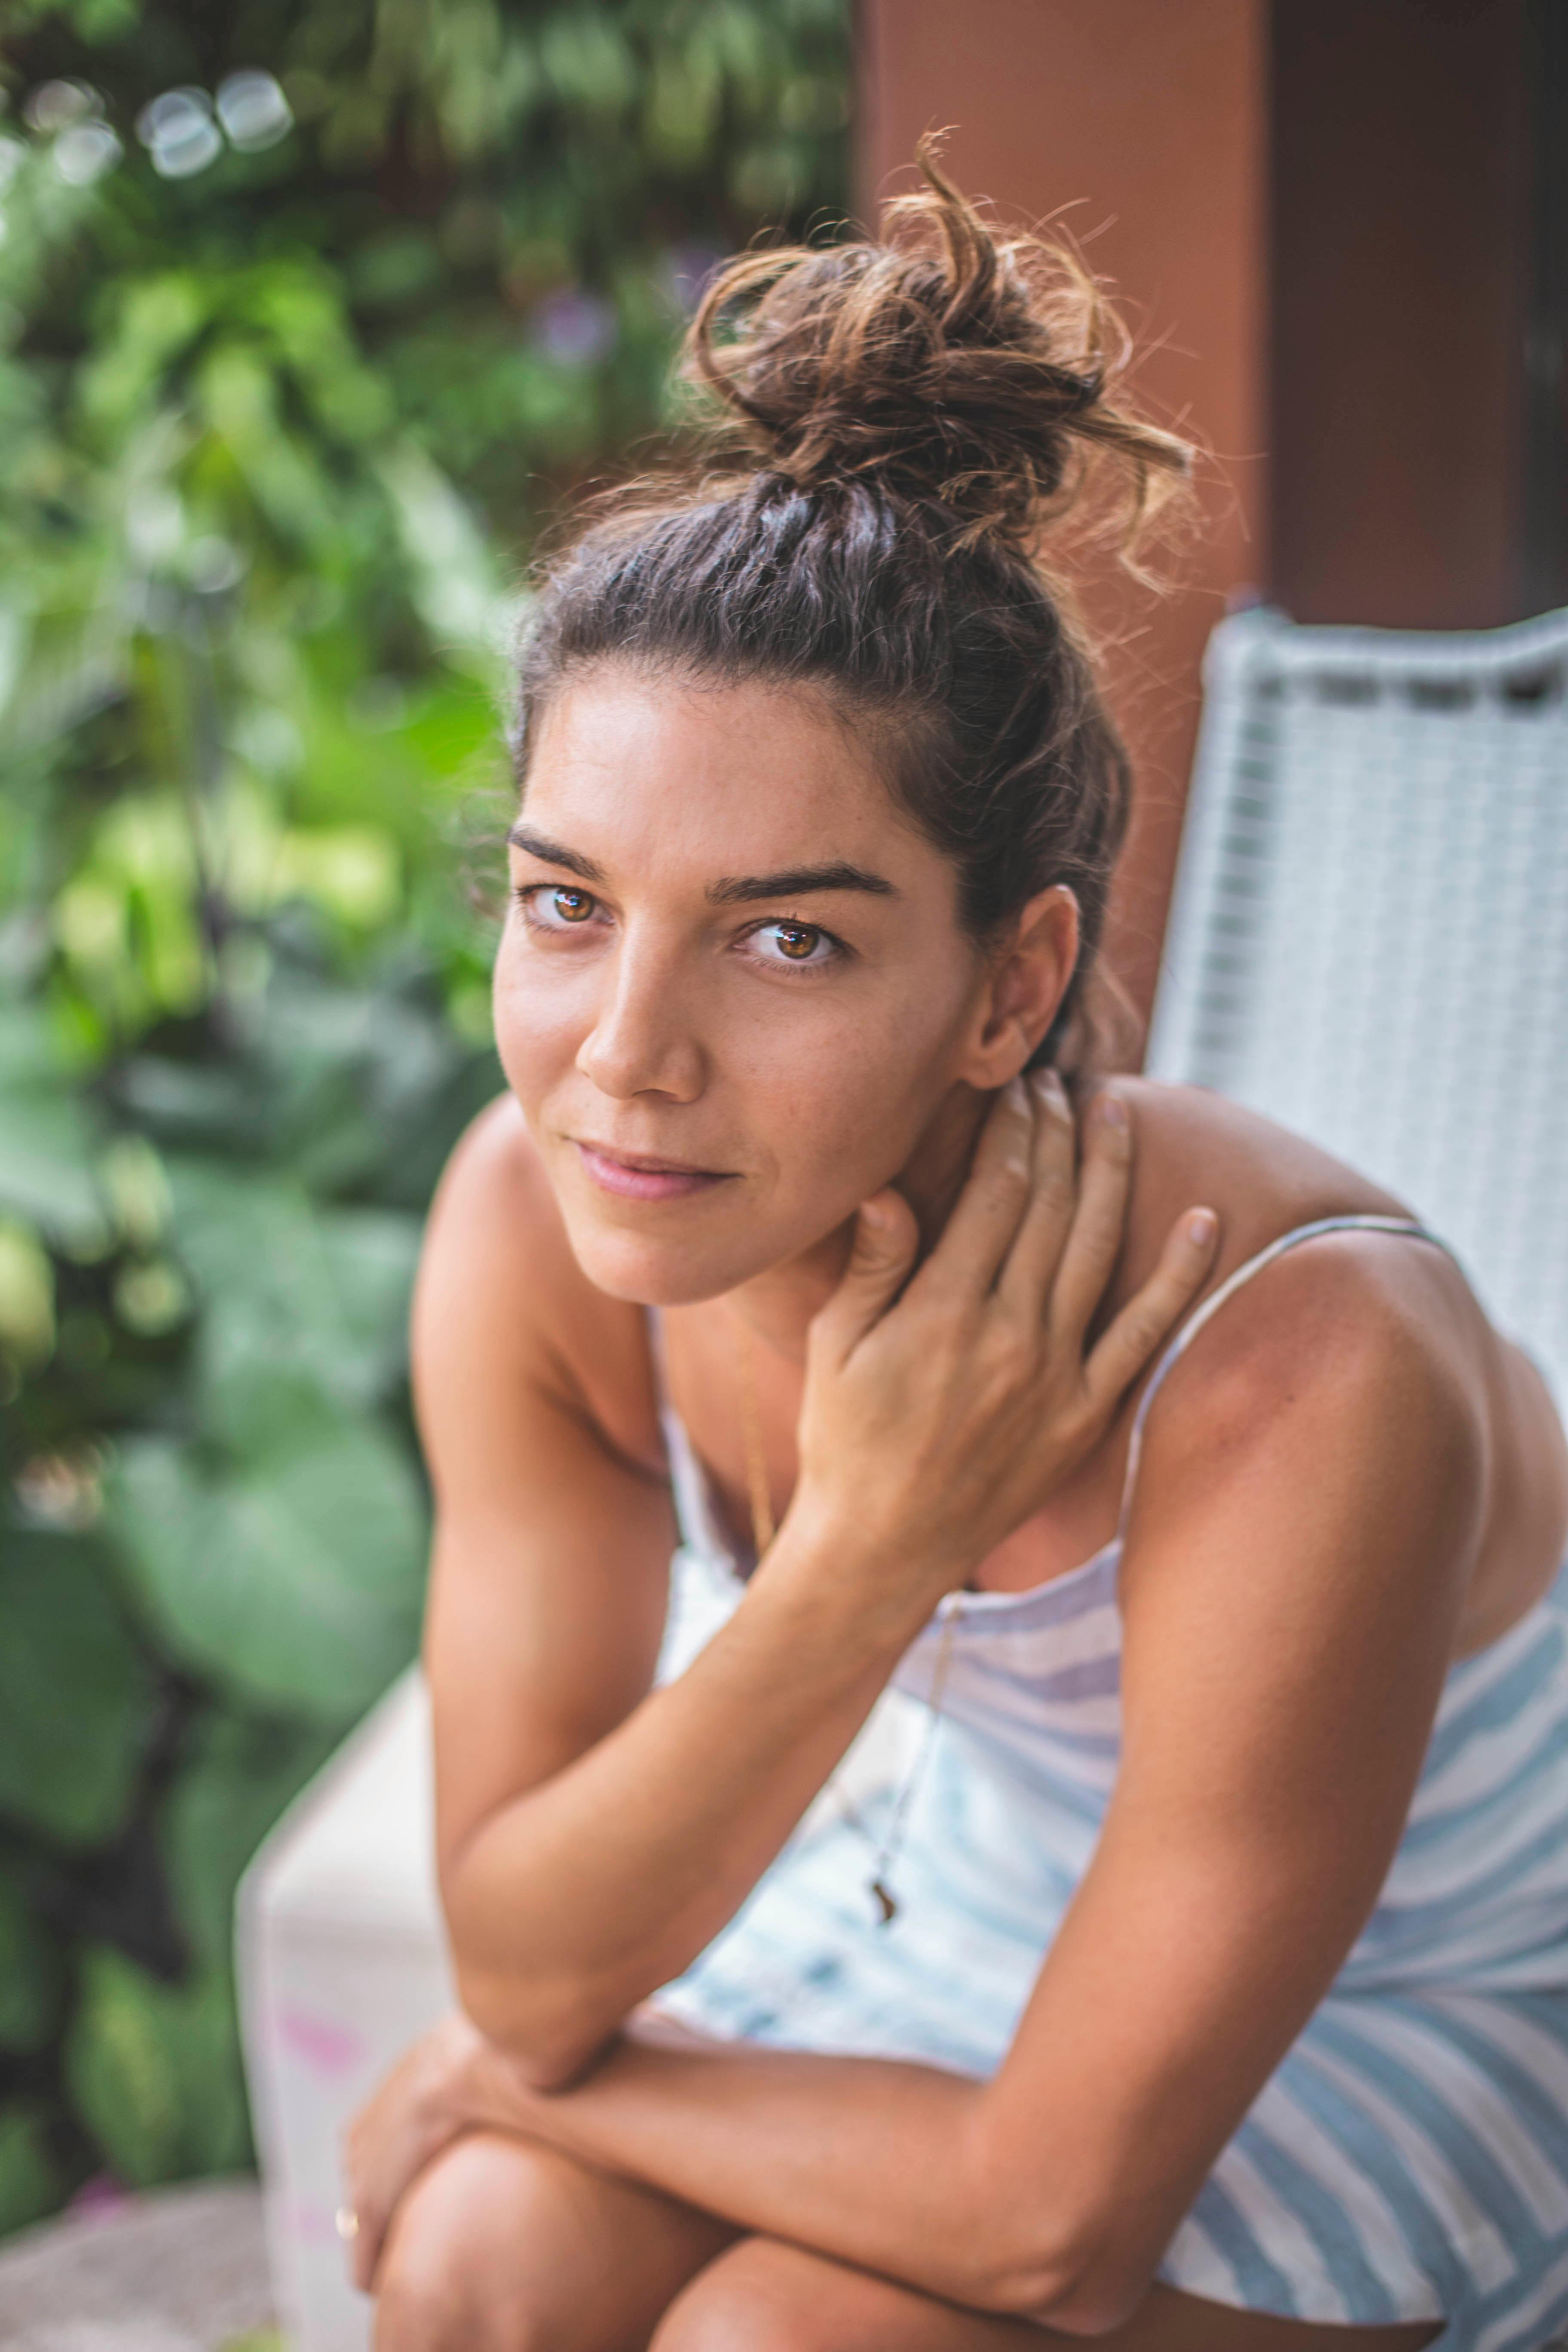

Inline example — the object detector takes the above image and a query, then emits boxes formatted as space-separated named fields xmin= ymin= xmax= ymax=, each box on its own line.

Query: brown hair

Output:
xmin=511 ymin=147 xmax=1192 ymax=1070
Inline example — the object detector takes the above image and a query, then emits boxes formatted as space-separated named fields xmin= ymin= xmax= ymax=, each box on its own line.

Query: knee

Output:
xmin=371 ymin=2174 xmax=496 ymax=2352
xmin=651 ymin=2242 xmax=836 ymax=2352
xmin=653 ymin=2296 xmax=805 ymax=2352
xmin=371 ymin=2135 xmax=561 ymax=2352
xmin=373 ymin=2223 xmax=481 ymax=2352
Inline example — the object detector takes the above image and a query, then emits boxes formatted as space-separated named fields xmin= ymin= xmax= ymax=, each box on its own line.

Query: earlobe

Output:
xmin=958 ymin=885 xmax=1081 ymax=1087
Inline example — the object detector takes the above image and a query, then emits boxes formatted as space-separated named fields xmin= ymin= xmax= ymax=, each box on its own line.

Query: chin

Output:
xmin=560 ymin=1177 xmax=856 ymax=1306
xmin=559 ymin=1206 xmax=773 ymax=1308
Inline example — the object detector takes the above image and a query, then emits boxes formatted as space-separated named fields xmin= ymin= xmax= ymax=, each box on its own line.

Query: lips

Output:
xmin=573 ymin=1140 xmax=733 ymax=1203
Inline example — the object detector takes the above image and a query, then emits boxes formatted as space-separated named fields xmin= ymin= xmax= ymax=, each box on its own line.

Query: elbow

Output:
xmin=443 ymin=1874 xmax=623 ymax=2090
xmin=998 ymin=2266 xmax=1148 ymax=2340
xmin=453 ymin=1957 xmax=617 ymax=2094
xmin=956 ymin=2161 xmax=1152 ymax=2337
xmin=975 ymin=2236 xmax=1151 ymax=2339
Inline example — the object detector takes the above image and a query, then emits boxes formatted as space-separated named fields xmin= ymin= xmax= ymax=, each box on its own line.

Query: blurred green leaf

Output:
xmin=0 ymin=1217 xmax=57 ymax=1363
xmin=109 ymin=1411 xmax=425 ymax=1720
xmin=64 ymin=1944 xmax=250 ymax=2186
xmin=0 ymin=1007 xmax=102 ymax=1240
xmin=0 ymin=2101 xmax=63 ymax=2238
xmin=0 ymin=1527 xmax=158 ymax=1848
xmin=0 ymin=1863 xmax=63 ymax=2053
xmin=165 ymin=1161 xmax=420 ymax=1435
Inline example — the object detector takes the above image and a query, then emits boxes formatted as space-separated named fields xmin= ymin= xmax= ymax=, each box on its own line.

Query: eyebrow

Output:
xmin=508 ymin=825 xmax=898 ymax=905
xmin=507 ymin=824 xmax=606 ymax=883
xmin=707 ymin=861 xmax=898 ymax=905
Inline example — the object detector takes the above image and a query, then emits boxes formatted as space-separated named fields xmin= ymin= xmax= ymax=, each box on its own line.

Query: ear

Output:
xmin=954 ymin=885 xmax=1081 ymax=1087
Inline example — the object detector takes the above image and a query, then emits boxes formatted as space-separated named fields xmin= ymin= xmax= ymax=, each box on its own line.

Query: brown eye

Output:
xmin=552 ymin=888 xmax=594 ymax=923
xmin=746 ymin=917 xmax=841 ymax=971
xmin=774 ymin=924 xmax=820 ymax=961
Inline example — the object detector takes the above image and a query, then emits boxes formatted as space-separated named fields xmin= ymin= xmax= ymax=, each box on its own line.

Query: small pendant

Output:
xmin=870 ymin=1878 xmax=898 ymax=1926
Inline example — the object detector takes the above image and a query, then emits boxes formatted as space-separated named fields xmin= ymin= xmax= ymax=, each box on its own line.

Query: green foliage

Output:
xmin=0 ymin=1868 xmax=64 ymax=2053
xmin=64 ymin=1943 xmax=250 ymax=2186
xmin=113 ymin=1411 xmax=425 ymax=1718
xmin=0 ymin=928 xmax=505 ymax=2226
xmin=0 ymin=1526 xmax=158 ymax=1846
xmin=0 ymin=1007 xmax=101 ymax=1240
xmin=0 ymin=0 xmax=850 ymax=2244
xmin=0 ymin=2101 xmax=63 ymax=2236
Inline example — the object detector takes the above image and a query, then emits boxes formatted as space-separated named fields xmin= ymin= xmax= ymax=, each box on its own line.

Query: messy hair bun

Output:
xmin=513 ymin=147 xmax=1197 ymax=1074
xmin=685 ymin=147 xmax=1189 ymax=557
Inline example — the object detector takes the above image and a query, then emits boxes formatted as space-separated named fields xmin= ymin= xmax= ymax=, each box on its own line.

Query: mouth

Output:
xmin=572 ymin=1140 xmax=735 ymax=1204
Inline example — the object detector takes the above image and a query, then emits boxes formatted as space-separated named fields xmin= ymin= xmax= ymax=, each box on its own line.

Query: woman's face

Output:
xmin=493 ymin=666 xmax=1054 ymax=1305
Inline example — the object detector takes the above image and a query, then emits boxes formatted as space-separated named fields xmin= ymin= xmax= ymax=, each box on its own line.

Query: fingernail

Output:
xmin=1097 ymin=1092 xmax=1127 ymax=1130
xmin=1186 ymin=1208 xmax=1218 ymax=1246
xmin=860 ymin=1198 xmax=894 ymax=1232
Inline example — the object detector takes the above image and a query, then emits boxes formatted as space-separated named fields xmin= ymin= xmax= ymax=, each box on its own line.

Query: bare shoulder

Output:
xmin=1112 ymin=1075 xmax=1481 ymax=1443
xmin=1110 ymin=1080 xmax=1568 ymax=1646
xmin=414 ymin=1091 xmax=663 ymax=1482
xmin=1109 ymin=1080 xmax=1408 ymax=1269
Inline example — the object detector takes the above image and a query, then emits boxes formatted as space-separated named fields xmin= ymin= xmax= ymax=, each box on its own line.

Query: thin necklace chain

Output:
xmin=732 ymin=1317 xmax=959 ymax=1926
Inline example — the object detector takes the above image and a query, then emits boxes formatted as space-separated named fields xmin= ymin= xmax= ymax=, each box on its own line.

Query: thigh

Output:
xmin=373 ymin=2129 xmax=738 ymax=2352
xmin=650 ymin=2237 xmax=1444 ymax=2352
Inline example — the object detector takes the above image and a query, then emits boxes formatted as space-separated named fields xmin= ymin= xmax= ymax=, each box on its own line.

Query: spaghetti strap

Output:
xmin=644 ymin=1301 xmax=672 ymax=1409
xmin=644 ymin=1305 xmax=741 ymax=1570
xmin=1113 ymin=1213 xmax=1455 ymax=1539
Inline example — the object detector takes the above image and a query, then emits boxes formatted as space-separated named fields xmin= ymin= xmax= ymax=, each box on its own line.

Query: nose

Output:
xmin=576 ymin=935 xmax=707 ymax=1102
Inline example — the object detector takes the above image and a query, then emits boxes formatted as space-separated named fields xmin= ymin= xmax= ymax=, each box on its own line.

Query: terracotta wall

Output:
xmin=855 ymin=0 xmax=1271 ymax=1039
xmin=1271 ymin=0 xmax=1530 ymax=628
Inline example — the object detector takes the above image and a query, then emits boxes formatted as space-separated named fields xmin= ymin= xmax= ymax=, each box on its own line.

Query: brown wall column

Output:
xmin=856 ymin=0 xmax=1270 ymax=1043
xmin=1270 ymin=0 xmax=1531 ymax=629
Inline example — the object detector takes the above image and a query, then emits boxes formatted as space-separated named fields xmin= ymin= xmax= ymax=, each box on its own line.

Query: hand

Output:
xmin=784 ymin=1073 xmax=1218 ymax=1625
xmin=339 ymin=2011 xmax=486 ymax=2294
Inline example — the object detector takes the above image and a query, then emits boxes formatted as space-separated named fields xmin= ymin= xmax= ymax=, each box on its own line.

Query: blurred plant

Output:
xmin=0 ymin=0 xmax=848 ymax=2237
xmin=0 ymin=933 xmax=503 ymax=2229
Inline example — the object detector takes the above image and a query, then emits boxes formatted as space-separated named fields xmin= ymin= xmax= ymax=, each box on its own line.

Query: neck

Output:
xmin=725 ymin=1082 xmax=993 ymax=1364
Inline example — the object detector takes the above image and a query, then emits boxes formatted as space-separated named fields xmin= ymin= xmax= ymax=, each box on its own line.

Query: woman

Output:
xmin=342 ymin=161 xmax=1568 ymax=2351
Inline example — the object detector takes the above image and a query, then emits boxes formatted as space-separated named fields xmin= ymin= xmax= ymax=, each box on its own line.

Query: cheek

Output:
xmin=490 ymin=930 xmax=581 ymax=1100
xmin=747 ymin=989 xmax=965 ymax=1203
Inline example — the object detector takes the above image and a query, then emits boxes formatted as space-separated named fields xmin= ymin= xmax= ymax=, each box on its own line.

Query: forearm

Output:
xmin=450 ymin=2023 xmax=1078 ymax=2320
xmin=443 ymin=1524 xmax=934 ymax=2082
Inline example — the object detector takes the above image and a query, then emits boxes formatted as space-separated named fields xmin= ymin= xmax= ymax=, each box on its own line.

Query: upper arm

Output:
xmin=976 ymin=1242 xmax=1488 ymax=2308
xmin=412 ymin=1099 xmax=678 ymax=1890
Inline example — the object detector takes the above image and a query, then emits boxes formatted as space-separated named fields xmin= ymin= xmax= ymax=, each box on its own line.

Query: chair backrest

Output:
xmin=1147 ymin=603 xmax=1568 ymax=1406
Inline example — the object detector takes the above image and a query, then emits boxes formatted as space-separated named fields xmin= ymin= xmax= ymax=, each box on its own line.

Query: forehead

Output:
xmin=521 ymin=667 xmax=940 ymax=888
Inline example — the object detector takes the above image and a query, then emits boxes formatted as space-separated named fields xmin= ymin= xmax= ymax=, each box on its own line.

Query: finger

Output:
xmin=363 ymin=2206 xmax=397 ymax=2296
xmin=996 ymin=1066 xmax=1082 ymax=1311
xmin=1082 ymin=1207 xmax=1220 ymax=1414
xmin=357 ymin=2178 xmax=400 ymax=2295
xmin=1041 ymin=1087 xmax=1136 ymax=1339
xmin=910 ymin=1077 xmax=1035 ymax=1306
xmin=810 ymin=1187 xmax=921 ymax=1362
xmin=349 ymin=2187 xmax=382 ymax=2293
xmin=351 ymin=2192 xmax=382 ymax=2294
xmin=340 ymin=2125 xmax=383 ymax=2292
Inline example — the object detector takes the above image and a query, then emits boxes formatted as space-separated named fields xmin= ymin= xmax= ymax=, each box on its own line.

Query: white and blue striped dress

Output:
xmin=650 ymin=1218 xmax=1568 ymax=2350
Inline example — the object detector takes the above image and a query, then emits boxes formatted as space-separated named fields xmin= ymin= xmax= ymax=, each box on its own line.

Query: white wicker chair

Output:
xmin=1148 ymin=603 xmax=1568 ymax=1407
